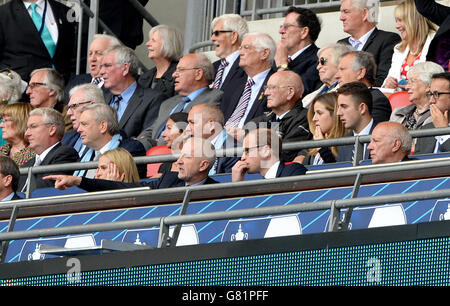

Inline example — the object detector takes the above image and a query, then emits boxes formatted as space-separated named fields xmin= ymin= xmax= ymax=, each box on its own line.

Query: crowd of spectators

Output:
xmin=0 ymin=0 xmax=449 ymax=200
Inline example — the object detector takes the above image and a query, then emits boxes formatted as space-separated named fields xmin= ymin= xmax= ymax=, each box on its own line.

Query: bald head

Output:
xmin=265 ymin=70 xmax=304 ymax=115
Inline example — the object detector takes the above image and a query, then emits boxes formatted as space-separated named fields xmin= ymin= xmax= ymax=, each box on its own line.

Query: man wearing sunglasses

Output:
xmin=275 ymin=6 xmax=321 ymax=98
xmin=414 ymin=72 xmax=450 ymax=154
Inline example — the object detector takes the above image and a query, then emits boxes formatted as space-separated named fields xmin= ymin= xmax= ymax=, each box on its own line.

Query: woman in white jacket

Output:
xmin=382 ymin=0 xmax=438 ymax=90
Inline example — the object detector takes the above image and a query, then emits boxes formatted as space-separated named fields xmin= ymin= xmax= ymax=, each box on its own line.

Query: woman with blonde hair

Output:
xmin=95 ymin=148 xmax=140 ymax=183
xmin=382 ymin=0 xmax=437 ymax=89
xmin=0 ymin=102 xmax=35 ymax=166
xmin=303 ymin=92 xmax=349 ymax=165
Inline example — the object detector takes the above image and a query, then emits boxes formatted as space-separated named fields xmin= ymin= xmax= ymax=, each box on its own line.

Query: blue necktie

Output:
xmin=30 ymin=3 xmax=56 ymax=58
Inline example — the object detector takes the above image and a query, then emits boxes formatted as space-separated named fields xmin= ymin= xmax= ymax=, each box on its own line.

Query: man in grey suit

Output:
xmin=414 ymin=72 xmax=450 ymax=155
xmin=138 ymin=52 xmax=223 ymax=150
xmin=99 ymin=45 xmax=167 ymax=150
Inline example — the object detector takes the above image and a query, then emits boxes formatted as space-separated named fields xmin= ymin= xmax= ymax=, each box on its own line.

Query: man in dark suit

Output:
xmin=0 ymin=156 xmax=22 ymax=201
xmin=249 ymin=70 xmax=312 ymax=163
xmin=222 ymin=32 xmax=277 ymax=138
xmin=44 ymin=137 xmax=219 ymax=192
xmin=210 ymin=14 xmax=248 ymax=91
xmin=336 ymin=82 xmax=377 ymax=163
xmin=100 ymin=45 xmax=167 ymax=149
xmin=335 ymin=51 xmax=391 ymax=123
xmin=186 ymin=104 xmax=239 ymax=175
xmin=64 ymin=34 xmax=121 ymax=103
xmin=367 ymin=122 xmax=413 ymax=164
xmin=337 ymin=0 xmax=401 ymax=87
xmin=139 ymin=53 xmax=223 ymax=150
xmin=275 ymin=6 xmax=321 ymax=97
xmin=0 ymin=0 xmax=76 ymax=83
xmin=231 ymin=128 xmax=307 ymax=182
xmin=19 ymin=107 xmax=79 ymax=192
xmin=414 ymin=72 xmax=450 ymax=155
xmin=414 ymin=0 xmax=450 ymax=72
xmin=74 ymin=103 xmax=146 ymax=178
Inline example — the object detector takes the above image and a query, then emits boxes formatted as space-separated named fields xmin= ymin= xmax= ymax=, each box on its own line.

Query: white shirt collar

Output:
xmin=290 ymin=44 xmax=312 ymax=61
xmin=264 ymin=161 xmax=280 ymax=179
xmin=354 ymin=119 xmax=374 ymax=136
xmin=350 ymin=27 xmax=376 ymax=50
xmin=36 ymin=141 xmax=59 ymax=163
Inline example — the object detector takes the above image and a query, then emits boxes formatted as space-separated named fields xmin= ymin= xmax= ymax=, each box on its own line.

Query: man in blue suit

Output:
xmin=231 ymin=128 xmax=307 ymax=182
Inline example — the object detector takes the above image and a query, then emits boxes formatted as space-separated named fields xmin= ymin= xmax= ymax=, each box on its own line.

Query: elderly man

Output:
xmin=210 ymin=14 xmax=248 ymax=91
xmin=0 ymin=156 xmax=21 ymax=201
xmin=336 ymin=82 xmax=376 ymax=162
xmin=74 ymin=103 xmax=146 ymax=178
xmin=337 ymin=0 xmax=401 ymax=86
xmin=19 ymin=108 xmax=79 ymax=191
xmin=45 ymin=137 xmax=218 ymax=191
xmin=222 ymin=32 xmax=277 ymax=135
xmin=65 ymin=34 xmax=121 ymax=101
xmin=140 ymin=53 xmax=223 ymax=150
xmin=414 ymin=72 xmax=450 ymax=155
xmin=367 ymin=121 xmax=413 ymax=164
xmin=391 ymin=62 xmax=444 ymax=130
xmin=185 ymin=104 xmax=239 ymax=175
xmin=232 ymin=128 xmax=307 ymax=182
xmin=302 ymin=43 xmax=353 ymax=108
xmin=335 ymin=50 xmax=392 ymax=123
xmin=276 ymin=6 xmax=321 ymax=97
xmin=250 ymin=70 xmax=312 ymax=163
xmin=26 ymin=68 xmax=72 ymax=132
xmin=99 ymin=45 xmax=167 ymax=147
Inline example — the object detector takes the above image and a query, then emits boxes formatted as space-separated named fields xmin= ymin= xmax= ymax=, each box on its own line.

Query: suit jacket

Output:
xmin=79 ymin=171 xmax=218 ymax=192
xmin=18 ymin=142 xmax=79 ymax=190
xmin=287 ymin=43 xmax=321 ymax=97
xmin=140 ymin=87 xmax=223 ymax=150
xmin=213 ymin=55 xmax=247 ymax=91
xmin=370 ymin=87 xmax=392 ymax=123
xmin=414 ymin=122 xmax=450 ymax=155
xmin=337 ymin=121 xmax=378 ymax=163
xmin=138 ymin=61 xmax=178 ymax=98
xmin=414 ymin=0 xmax=450 ymax=71
xmin=214 ymin=131 xmax=240 ymax=174
xmin=276 ymin=162 xmax=307 ymax=178
xmin=221 ymin=66 xmax=276 ymax=125
xmin=338 ymin=28 xmax=401 ymax=87
xmin=0 ymin=0 xmax=76 ymax=82
xmin=104 ymin=83 xmax=167 ymax=147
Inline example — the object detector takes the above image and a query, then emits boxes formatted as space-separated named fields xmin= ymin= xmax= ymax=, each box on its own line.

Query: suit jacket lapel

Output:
xmin=41 ymin=142 xmax=62 ymax=165
xmin=244 ymin=67 xmax=274 ymax=124
xmin=362 ymin=28 xmax=378 ymax=51
xmin=118 ymin=86 xmax=141 ymax=129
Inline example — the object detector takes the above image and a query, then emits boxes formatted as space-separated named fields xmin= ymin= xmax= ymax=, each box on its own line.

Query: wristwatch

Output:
xmin=277 ymin=64 xmax=288 ymax=71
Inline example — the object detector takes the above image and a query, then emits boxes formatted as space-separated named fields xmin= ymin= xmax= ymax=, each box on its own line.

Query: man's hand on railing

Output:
xmin=43 ymin=175 xmax=82 ymax=190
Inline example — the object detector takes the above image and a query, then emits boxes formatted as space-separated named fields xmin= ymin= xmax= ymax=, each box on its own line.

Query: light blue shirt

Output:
xmin=2 ymin=192 xmax=15 ymax=202
xmin=110 ymin=81 xmax=137 ymax=121
xmin=186 ymin=87 xmax=207 ymax=104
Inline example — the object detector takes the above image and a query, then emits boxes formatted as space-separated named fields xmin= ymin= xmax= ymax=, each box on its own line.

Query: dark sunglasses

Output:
xmin=318 ymin=57 xmax=328 ymax=66
xmin=211 ymin=30 xmax=233 ymax=37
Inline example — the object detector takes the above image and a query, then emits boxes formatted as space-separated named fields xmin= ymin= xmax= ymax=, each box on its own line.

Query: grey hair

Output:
xmin=29 ymin=107 xmax=66 ymax=139
xmin=30 ymin=68 xmax=65 ymax=101
xmin=343 ymin=0 xmax=379 ymax=23
xmin=318 ymin=43 xmax=354 ymax=67
xmin=389 ymin=122 xmax=412 ymax=154
xmin=92 ymin=33 xmax=121 ymax=48
xmin=80 ymin=103 xmax=120 ymax=136
xmin=345 ymin=50 xmax=377 ymax=86
xmin=211 ymin=14 xmax=249 ymax=44
xmin=407 ymin=61 xmax=445 ymax=86
xmin=193 ymin=53 xmax=215 ymax=84
xmin=149 ymin=25 xmax=184 ymax=61
xmin=243 ymin=32 xmax=276 ymax=64
xmin=104 ymin=45 xmax=140 ymax=79
xmin=69 ymin=83 xmax=106 ymax=105
xmin=0 ymin=69 xmax=22 ymax=103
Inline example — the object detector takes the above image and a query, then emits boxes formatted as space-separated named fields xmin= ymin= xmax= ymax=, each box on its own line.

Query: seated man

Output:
xmin=231 ymin=128 xmax=307 ymax=182
xmin=19 ymin=108 xmax=79 ymax=191
xmin=367 ymin=122 xmax=413 ymax=164
xmin=249 ymin=70 xmax=312 ymax=163
xmin=74 ymin=104 xmax=146 ymax=178
xmin=44 ymin=137 xmax=219 ymax=191
xmin=414 ymin=72 xmax=450 ymax=154
xmin=0 ymin=156 xmax=21 ymax=201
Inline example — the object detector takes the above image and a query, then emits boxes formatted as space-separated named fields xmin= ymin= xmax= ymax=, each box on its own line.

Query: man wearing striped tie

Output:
xmin=222 ymin=32 xmax=277 ymax=140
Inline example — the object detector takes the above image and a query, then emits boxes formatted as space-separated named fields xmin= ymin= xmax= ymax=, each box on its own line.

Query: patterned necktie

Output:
xmin=225 ymin=78 xmax=255 ymax=127
xmin=349 ymin=37 xmax=362 ymax=50
xmin=30 ymin=3 xmax=56 ymax=58
xmin=212 ymin=59 xmax=229 ymax=89
xmin=112 ymin=95 xmax=122 ymax=112
xmin=92 ymin=77 xmax=102 ymax=86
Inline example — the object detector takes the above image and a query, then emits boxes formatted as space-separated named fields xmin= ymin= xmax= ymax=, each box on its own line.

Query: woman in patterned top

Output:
xmin=0 ymin=103 xmax=35 ymax=166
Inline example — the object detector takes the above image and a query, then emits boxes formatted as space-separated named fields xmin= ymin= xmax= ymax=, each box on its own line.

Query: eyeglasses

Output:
xmin=26 ymin=123 xmax=52 ymax=131
xmin=174 ymin=67 xmax=201 ymax=74
xmin=243 ymin=145 xmax=264 ymax=155
xmin=318 ymin=57 xmax=328 ymax=66
xmin=279 ymin=23 xmax=301 ymax=30
xmin=211 ymin=30 xmax=233 ymax=37
xmin=27 ymin=82 xmax=47 ymax=89
xmin=67 ymin=101 xmax=91 ymax=110
xmin=0 ymin=117 xmax=14 ymax=123
xmin=426 ymin=91 xmax=450 ymax=100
